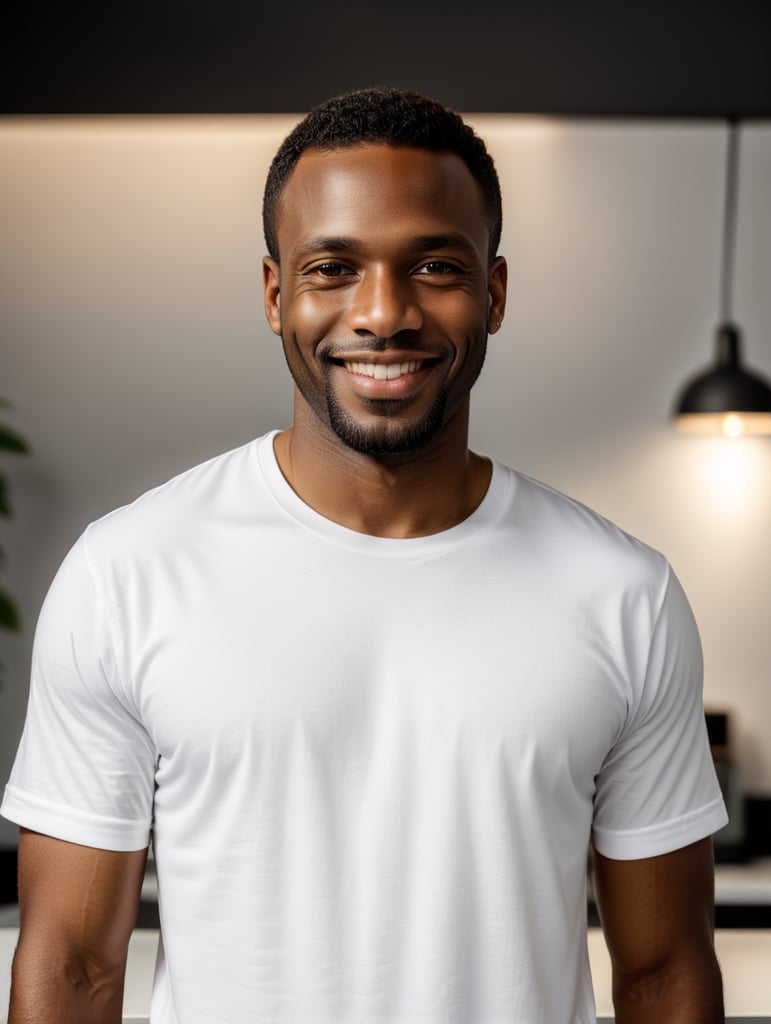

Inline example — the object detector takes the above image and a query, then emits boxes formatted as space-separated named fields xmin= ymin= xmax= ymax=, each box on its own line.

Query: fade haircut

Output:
xmin=262 ymin=87 xmax=502 ymax=262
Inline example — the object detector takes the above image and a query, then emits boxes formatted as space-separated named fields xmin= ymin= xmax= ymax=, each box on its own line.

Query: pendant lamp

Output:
xmin=673 ymin=119 xmax=771 ymax=436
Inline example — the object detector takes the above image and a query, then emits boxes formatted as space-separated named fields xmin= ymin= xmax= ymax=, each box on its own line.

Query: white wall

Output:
xmin=1 ymin=116 xmax=770 ymax=846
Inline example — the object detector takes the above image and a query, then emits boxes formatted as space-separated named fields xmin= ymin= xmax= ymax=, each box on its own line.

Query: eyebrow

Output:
xmin=295 ymin=237 xmax=363 ymax=257
xmin=294 ymin=233 xmax=476 ymax=259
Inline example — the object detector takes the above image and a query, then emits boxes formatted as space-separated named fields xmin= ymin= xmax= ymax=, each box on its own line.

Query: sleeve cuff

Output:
xmin=592 ymin=794 xmax=729 ymax=860
xmin=1 ymin=784 xmax=151 ymax=852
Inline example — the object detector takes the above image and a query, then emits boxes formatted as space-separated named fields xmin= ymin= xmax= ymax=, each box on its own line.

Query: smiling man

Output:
xmin=263 ymin=140 xmax=505 ymax=537
xmin=3 ymin=88 xmax=727 ymax=1023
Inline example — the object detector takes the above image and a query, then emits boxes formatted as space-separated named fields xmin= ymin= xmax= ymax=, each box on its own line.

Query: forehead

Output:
xmin=274 ymin=144 xmax=490 ymax=260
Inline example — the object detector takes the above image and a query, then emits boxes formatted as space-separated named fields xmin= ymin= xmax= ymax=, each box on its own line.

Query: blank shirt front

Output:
xmin=2 ymin=431 xmax=727 ymax=1023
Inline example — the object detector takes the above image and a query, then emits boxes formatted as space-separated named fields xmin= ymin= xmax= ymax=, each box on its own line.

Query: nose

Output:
xmin=347 ymin=267 xmax=423 ymax=337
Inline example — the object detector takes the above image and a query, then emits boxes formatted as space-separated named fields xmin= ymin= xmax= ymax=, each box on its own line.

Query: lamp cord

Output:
xmin=719 ymin=118 xmax=740 ymax=325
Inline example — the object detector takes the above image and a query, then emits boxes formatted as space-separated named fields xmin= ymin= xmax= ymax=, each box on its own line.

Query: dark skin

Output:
xmin=592 ymin=838 xmax=723 ymax=1021
xmin=263 ymin=145 xmax=507 ymax=539
xmin=9 ymin=829 xmax=147 ymax=1023
xmin=9 ymin=143 xmax=723 ymax=1022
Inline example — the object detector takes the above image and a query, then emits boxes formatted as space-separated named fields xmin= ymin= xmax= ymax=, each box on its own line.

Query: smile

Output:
xmin=343 ymin=360 xmax=423 ymax=381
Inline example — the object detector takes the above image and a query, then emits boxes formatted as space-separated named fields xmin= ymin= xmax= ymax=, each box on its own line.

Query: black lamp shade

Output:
xmin=674 ymin=325 xmax=771 ymax=435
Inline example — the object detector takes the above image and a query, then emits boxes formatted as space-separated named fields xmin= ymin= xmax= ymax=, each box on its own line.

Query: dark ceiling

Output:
xmin=3 ymin=1 xmax=771 ymax=117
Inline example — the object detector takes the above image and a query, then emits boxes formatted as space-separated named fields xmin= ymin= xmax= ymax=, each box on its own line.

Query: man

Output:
xmin=3 ymin=88 xmax=727 ymax=1022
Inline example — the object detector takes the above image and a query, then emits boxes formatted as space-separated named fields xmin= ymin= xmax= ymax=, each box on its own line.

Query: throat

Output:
xmin=273 ymin=427 xmax=492 ymax=539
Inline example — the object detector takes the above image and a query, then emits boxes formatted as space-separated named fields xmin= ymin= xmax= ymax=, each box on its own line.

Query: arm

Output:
xmin=9 ymin=828 xmax=148 ymax=1024
xmin=591 ymin=837 xmax=724 ymax=1023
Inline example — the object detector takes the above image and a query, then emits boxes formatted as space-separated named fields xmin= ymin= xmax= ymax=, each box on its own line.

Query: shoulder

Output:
xmin=79 ymin=435 xmax=276 ymax=583
xmin=498 ymin=463 xmax=670 ymax=593
xmin=87 ymin=437 xmax=265 ymax=542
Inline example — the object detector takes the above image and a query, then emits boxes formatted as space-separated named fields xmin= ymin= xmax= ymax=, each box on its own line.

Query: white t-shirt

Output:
xmin=2 ymin=432 xmax=727 ymax=1023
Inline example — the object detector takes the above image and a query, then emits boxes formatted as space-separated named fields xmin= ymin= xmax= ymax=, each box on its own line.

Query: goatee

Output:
xmin=325 ymin=386 xmax=450 ymax=457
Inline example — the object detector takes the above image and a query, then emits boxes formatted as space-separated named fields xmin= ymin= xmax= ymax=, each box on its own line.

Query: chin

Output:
xmin=328 ymin=396 xmax=449 ymax=458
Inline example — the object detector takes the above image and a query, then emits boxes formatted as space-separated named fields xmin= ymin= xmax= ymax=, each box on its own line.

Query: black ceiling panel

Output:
xmin=2 ymin=1 xmax=771 ymax=116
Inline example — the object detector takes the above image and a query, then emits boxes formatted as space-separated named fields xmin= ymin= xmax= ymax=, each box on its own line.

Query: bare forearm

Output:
xmin=9 ymin=943 xmax=125 ymax=1024
xmin=613 ymin=957 xmax=725 ymax=1024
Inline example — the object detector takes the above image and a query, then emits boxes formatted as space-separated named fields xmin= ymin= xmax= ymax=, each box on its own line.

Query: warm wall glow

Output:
xmin=692 ymin=436 xmax=769 ymax=511
xmin=467 ymin=114 xmax=562 ymax=140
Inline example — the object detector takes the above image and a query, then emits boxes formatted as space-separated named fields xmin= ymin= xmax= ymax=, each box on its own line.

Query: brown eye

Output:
xmin=316 ymin=263 xmax=351 ymax=277
xmin=417 ymin=261 xmax=457 ymax=275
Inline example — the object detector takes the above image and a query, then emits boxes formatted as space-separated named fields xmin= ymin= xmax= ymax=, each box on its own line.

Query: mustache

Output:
xmin=319 ymin=336 xmax=440 ymax=358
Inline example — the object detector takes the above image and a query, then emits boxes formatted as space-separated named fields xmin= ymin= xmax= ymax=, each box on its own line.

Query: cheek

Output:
xmin=288 ymin=292 xmax=346 ymax=340
xmin=432 ymin=303 xmax=489 ymax=357
xmin=425 ymin=287 xmax=487 ymax=324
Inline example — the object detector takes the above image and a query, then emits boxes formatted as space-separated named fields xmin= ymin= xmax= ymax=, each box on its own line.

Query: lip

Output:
xmin=331 ymin=354 xmax=440 ymax=399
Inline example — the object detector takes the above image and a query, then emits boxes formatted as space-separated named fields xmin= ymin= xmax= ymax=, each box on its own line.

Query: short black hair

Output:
xmin=262 ymin=87 xmax=502 ymax=262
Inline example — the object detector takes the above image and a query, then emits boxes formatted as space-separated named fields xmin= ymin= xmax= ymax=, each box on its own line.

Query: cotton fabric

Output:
xmin=2 ymin=431 xmax=727 ymax=1023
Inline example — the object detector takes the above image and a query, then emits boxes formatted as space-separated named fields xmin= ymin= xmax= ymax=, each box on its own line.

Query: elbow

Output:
xmin=612 ymin=951 xmax=724 ymax=1021
xmin=11 ymin=939 xmax=127 ymax=1020
xmin=62 ymin=949 xmax=126 ymax=997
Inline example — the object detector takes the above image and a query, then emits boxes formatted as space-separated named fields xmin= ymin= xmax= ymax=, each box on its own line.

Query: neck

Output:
xmin=273 ymin=398 xmax=491 ymax=539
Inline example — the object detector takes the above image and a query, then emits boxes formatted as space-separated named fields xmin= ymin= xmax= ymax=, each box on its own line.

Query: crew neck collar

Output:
xmin=256 ymin=431 xmax=512 ymax=556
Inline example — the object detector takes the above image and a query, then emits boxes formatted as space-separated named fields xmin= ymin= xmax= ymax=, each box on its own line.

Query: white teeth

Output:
xmin=344 ymin=360 xmax=421 ymax=380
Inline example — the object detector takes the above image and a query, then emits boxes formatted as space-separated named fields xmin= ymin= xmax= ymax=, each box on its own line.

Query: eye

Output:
xmin=415 ymin=260 xmax=461 ymax=276
xmin=312 ymin=262 xmax=354 ymax=278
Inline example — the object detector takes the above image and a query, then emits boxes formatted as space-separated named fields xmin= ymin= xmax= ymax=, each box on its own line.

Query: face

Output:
xmin=263 ymin=144 xmax=506 ymax=458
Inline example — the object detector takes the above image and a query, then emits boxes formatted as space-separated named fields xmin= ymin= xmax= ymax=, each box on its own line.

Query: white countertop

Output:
xmin=715 ymin=859 xmax=771 ymax=904
xmin=1 ymin=924 xmax=770 ymax=1020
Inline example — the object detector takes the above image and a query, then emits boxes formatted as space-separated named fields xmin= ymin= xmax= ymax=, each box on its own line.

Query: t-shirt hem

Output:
xmin=592 ymin=794 xmax=728 ymax=860
xmin=1 ymin=784 xmax=151 ymax=852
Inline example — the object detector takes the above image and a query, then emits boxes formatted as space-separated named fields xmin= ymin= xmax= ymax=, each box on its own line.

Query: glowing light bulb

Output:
xmin=722 ymin=414 xmax=745 ymax=438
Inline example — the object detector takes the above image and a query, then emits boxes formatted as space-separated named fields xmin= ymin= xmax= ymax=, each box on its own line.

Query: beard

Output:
xmin=325 ymin=384 xmax=451 ymax=456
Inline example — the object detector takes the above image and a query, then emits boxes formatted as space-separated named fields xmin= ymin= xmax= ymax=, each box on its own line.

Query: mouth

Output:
xmin=342 ymin=359 xmax=424 ymax=381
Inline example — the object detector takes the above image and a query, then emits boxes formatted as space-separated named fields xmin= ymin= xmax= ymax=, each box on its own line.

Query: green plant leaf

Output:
xmin=0 ymin=472 xmax=12 ymax=517
xmin=0 ymin=424 xmax=29 ymax=454
xmin=0 ymin=589 xmax=21 ymax=632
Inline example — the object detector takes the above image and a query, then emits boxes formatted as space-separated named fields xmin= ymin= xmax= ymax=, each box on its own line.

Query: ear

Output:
xmin=487 ymin=256 xmax=507 ymax=334
xmin=263 ymin=256 xmax=282 ymax=336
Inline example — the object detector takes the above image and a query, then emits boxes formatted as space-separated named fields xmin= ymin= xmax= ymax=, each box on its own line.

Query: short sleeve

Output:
xmin=1 ymin=532 xmax=157 ymax=851
xmin=592 ymin=565 xmax=728 ymax=860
